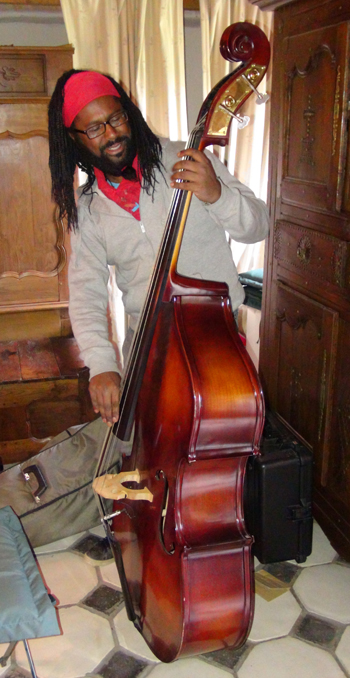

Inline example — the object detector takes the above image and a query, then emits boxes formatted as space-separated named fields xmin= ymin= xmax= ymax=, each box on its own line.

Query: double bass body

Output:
xmin=114 ymin=286 xmax=264 ymax=661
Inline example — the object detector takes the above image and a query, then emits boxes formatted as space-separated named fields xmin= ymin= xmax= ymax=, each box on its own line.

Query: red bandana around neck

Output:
xmin=94 ymin=156 xmax=141 ymax=221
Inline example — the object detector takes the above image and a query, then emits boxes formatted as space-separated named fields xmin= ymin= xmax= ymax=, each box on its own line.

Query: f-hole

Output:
xmin=155 ymin=470 xmax=175 ymax=555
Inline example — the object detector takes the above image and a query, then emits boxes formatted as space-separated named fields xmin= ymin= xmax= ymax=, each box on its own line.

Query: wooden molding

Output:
xmin=0 ymin=0 xmax=200 ymax=9
xmin=184 ymin=0 xmax=200 ymax=9
xmin=247 ymin=0 xmax=296 ymax=9
xmin=0 ymin=0 xmax=61 ymax=4
xmin=0 ymin=0 xmax=200 ymax=10
xmin=0 ymin=0 xmax=199 ymax=5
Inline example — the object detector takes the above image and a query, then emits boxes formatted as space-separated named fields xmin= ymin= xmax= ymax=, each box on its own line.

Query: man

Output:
xmin=49 ymin=68 xmax=269 ymax=424
xmin=48 ymin=69 xmax=269 ymax=562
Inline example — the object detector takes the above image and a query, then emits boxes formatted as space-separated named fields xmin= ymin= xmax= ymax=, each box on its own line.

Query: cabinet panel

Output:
xmin=0 ymin=46 xmax=73 ymax=99
xmin=0 ymin=103 xmax=48 ymax=132
xmin=274 ymin=220 xmax=350 ymax=291
xmin=328 ymin=320 xmax=350 ymax=506
xmin=0 ymin=54 xmax=46 ymax=95
xmin=280 ymin=22 xmax=349 ymax=214
xmin=0 ymin=136 xmax=63 ymax=276
xmin=273 ymin=284 xmax=338 ymax=484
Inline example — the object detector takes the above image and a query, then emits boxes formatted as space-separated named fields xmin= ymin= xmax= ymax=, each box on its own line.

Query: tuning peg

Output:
xmin=235 ymin=114 xmax=250 ymax=129
xmin=219 ymin=103 xmax=250 ymax=129
xmin=242 ymin=74 xmax=270 ymax=105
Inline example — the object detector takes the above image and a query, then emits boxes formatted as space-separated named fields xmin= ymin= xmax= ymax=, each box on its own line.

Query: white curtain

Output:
xmin=60 ymin=0 xmax=187 ymax=140
xmin=200 ymin=0 xmax=273 ymax=272
xmin=60 ymin=0 xmax=188 ymax=356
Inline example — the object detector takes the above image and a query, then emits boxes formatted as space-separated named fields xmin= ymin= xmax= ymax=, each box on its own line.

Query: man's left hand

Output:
xmin=170 ymin=149 xmax=221 ymax=204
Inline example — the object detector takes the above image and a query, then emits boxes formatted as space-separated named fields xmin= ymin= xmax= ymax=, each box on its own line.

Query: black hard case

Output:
xmin=244 ymin=412 xmax=313 ymax=564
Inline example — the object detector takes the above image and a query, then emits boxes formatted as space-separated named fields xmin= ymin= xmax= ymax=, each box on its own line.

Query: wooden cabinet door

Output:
xmin=279 ymin=22 xmax=349 ymax=217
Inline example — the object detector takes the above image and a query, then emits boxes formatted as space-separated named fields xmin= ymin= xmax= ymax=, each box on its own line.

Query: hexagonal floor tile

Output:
xmin=202 ymin=643 xmax=250 ymax=672
xmin=38 ymin=551 xmax=98 ymax=605
xmin=34 ymin=532 xmax=87 ymax=556
xmin=237 ymin=636 xmax=346 ymax=678
xmin=294 ymin=614 xmax=343 ymax=650
xmin=16 ymin=606 xmax=115 ymax=678
xmin=249 ymin=590 xmax=301 ymax=642
xmin=293 ymin=522 xmax=337 ymax=568
xmin=147 ymin=657 xmax=233 ymax=677
xmin=98 ymin=649 xmax=148 ymax=677
xmin=83 ymin=584 xmax=124 ymax=616
xmin=88 ymin=525 xmax=106 ymax=539
xmin=113 ymin=607 xmax=159 ymax=662
xmin=336 ymin=626 xmax=350 ymax=674
xmin=293 ymin=563 xmax=350 ymax=623
xmin=100 ymin=560 xmax=121 ymax=589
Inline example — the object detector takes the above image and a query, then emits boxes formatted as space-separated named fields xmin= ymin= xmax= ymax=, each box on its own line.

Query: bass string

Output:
xmin=96 ymin=118 xmax=207 ymax=478
xmin=116 ymin=122 xmax=205 ymax=422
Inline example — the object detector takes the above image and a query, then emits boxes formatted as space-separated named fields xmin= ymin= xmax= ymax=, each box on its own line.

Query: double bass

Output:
xmin=93 ymin=21 xmax=270 ymax=663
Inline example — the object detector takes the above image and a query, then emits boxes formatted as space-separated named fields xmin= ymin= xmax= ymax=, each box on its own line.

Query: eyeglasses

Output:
xmin=71 ymin=110 xmax=128 ymax=140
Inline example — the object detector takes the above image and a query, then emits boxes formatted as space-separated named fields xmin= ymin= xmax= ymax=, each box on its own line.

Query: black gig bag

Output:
xmin=244 ymin=411 xmax=313 ymax=564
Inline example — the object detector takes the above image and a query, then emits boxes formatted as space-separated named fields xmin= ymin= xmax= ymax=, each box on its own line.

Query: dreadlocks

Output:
xmin=48 ymin=69 xmax=163 ymax=231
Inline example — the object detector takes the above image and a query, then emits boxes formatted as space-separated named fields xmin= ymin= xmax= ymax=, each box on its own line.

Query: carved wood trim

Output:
xmin=247 ymin=0 xmax=296 ymax=9
xmin=0 ymin=302 xmax=68 ymax=314
xmin=0 ymin=130 xmax=47 ymax=139
xmin=0 ymin=0 xmax=60 ymax=4
xmin=184 ymin=0 xmax=199 ymax=8
xmin=0 ymin=46 xmax=73 ymax=54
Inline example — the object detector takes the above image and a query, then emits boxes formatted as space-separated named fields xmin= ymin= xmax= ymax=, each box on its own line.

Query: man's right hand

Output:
xmin=89 ymin=371 xmax=121 ymax=426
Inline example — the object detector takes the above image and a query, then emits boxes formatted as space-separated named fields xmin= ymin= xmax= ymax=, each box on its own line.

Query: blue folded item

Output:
xmin=0 ymin=506 xmax=60 ymax=643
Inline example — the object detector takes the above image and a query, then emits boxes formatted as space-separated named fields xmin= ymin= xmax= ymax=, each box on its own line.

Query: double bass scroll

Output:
xmin=93 ymin=21 xmax=270 ymax=663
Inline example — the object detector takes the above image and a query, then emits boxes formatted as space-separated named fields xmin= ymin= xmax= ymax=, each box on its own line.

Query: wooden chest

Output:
xmin=0 ymin=337 xmax=96 ymax=464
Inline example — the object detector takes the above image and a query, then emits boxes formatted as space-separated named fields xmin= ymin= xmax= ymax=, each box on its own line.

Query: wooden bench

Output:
xmin=0 ymin=337 xmax=96 ymax=465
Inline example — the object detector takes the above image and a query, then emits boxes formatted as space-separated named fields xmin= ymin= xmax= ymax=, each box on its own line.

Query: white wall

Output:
xmin=183 ymin=9 xmax=203 ymax=132
xmin=0 ymin=5 xmax=68 ymax=46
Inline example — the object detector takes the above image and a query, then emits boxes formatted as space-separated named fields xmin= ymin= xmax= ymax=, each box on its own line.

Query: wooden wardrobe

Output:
xmin=0 ymin=46 xmax=94 ymax=464
xmin=250 ymin=0 xmax=350 ymax=559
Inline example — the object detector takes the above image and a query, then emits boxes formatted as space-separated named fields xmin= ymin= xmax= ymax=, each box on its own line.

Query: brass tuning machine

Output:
xmin=242 ymin=73 xmax=270 ymax=105
xmin=219 ymin=97 xmax=250 ymax=129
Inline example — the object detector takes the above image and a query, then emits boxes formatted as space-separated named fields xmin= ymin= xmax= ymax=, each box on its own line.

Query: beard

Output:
xmin=76 ymin=134 xmax=138 ymax=181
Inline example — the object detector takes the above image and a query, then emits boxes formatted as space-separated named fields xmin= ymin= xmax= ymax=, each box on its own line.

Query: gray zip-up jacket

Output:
xmin=68 ymin=138 xmax=269 ymax=378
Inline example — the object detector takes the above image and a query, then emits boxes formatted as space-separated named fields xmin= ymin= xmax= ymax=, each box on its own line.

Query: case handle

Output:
xmin=22 ymin=464 xmax=47 ymax=503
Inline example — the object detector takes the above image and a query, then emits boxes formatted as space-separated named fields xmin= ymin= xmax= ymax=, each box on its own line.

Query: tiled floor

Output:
xmin=1 ymin=521 xmax=350 ymax=678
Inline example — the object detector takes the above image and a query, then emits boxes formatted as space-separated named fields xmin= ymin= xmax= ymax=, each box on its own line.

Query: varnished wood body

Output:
xmin=113 ymin=293 xmax=263 ymax=661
